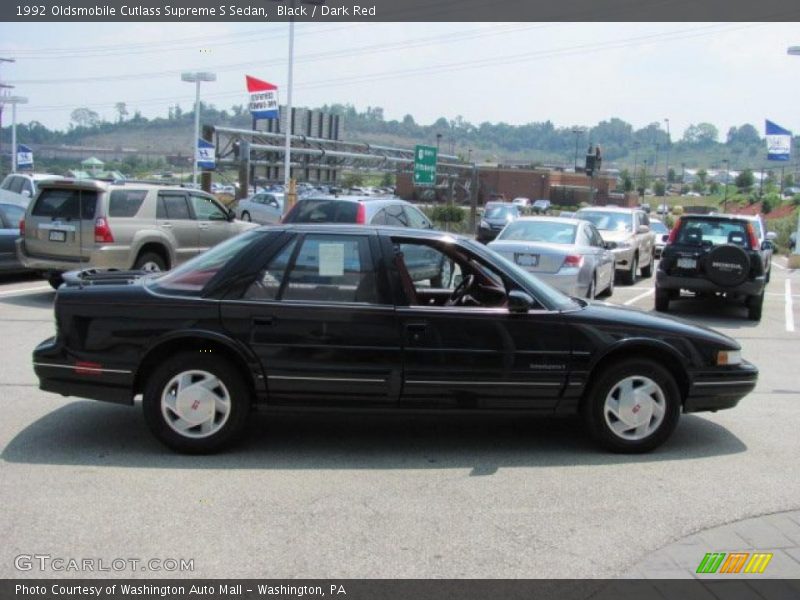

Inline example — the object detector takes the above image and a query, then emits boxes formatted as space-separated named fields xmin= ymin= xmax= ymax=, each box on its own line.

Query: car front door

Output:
xmin=220 ymin=231 xmax=401 ymax=404
xmin=190 ymin=193 xmax=235 ymax=249
xmin=388 ymin=235 xmax=571 ymax=410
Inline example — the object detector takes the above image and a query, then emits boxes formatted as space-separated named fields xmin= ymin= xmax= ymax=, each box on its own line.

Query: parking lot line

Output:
xmin=786 ymin=279 xmax=795 ymax=333
xmin=771 ymin=260 xmax=787 ymax=271
xmin=623 ymin=288 xmax=654 ymax=306
xmin=0 ymin=285 xmax=52 ymax=297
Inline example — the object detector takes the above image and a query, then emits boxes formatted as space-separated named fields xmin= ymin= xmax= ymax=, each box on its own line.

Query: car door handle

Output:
xmin=161 ymin=222 xmax=173 ymax=228
xmin=198 ymin=223 xmax=209 ymax=230
xmin=253 ymin=316 xmax=275 ymax=327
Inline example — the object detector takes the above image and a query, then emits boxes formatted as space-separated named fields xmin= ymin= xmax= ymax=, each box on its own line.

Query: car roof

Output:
xmin=577 ymin=206 xmax=638 ymax=213
xmin=298 ymin=194 xmax=406 ymax=205
xmin=37 ymin=179 xmax=207 ymax=194
xmin=516 ymin=216 xmax=583 ymax=225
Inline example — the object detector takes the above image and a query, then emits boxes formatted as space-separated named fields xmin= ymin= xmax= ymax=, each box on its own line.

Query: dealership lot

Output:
xmin=0 ymin=259 xmax=798 ymax=579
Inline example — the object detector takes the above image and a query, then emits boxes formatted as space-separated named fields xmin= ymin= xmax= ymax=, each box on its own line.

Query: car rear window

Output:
xmin=109 ymin=190 xmax=147 ymax=217
xmin=497 ymin=220 xmax=577 ymax=244
xmin=577 ymin=210 xmax=632 ymax=232
xmin=31 ymin=188 xmax=97 ymax=220
xmin=676 ymin=218 xmax=751 ymax=248
xmin=283 ymin=199 xmax=359 ymax=223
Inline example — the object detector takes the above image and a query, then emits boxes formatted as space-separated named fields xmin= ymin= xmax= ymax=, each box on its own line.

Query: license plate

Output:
xmin=48 ymin=230 xmax=67 ymax=242
xmin=677 ymin=257 xmax=696 ymax=269
xmin=515 ymin=253 xmax=539 ymax=267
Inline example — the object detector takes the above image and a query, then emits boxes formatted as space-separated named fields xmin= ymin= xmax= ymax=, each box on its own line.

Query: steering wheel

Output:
xmin=446 ymin=274 xmax=475 ymax=306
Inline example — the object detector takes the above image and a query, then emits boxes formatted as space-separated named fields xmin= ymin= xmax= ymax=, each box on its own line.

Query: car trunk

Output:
xmin=24 ymin=184 xmax=101 ymax=262
xmin=489 ymin=241 xmax=570 ymax=274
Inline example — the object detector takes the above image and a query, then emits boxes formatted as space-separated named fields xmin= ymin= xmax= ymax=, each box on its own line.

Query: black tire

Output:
xmin=747 ymin=291 xmax=764 ymax=321
xmin=765 ymin=265 xmax=771 ymax=283
xmin=431 ymin=259 xmax=454 ymax=288
xmin=582 ymin=359 xmax=681 ymax=453
xmin=640 ymin=255 xmax=653 ymax=278
xmin=47 ymin=274 xmax=63 ymax=290
xmin=133 ymin=251 xmax=167 ymax=273
xmin=598 ymin=268 xmax=615 ymax=298
xmin=622 ymin=254 xmax=638 ymax=285
xmin=143 ymin=353 xmax=252 ymax=453
xmin=241 ymin=211 xmax=251 ymax=222
xmin=654 ymin=287 xmax=670 ymax=312
xmin=586 ymin=273 xmax=596 ymax=300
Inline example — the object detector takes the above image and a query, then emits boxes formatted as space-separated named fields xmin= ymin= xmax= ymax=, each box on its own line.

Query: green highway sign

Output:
xmin=413 ymin=145 xmax=438 ymax=186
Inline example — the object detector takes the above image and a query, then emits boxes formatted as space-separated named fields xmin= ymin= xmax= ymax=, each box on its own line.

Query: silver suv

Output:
xmin=576 ymin=206 xmax=656 ymax=285
xmin=17 ymin=179 xmax=255 ymax=288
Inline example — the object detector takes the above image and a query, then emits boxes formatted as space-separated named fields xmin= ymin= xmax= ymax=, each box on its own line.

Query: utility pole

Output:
xmin=664 ymin=118 xmax=671 ymax=189
xmin=0 ymin=58 xmax=17 ymax=167
xmin=5 ymin=96 xmax=28 ymax=173
xmin=572 ymin=128 xmax=584 ymax=171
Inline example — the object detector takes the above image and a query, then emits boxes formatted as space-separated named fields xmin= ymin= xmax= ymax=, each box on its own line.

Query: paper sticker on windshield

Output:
xmin=319 ymin=243 xmax=345 ymax=277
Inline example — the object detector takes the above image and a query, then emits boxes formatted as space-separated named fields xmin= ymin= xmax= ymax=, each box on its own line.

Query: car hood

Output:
xmin=570 ymin=301 xmax=740 ymax=350
xmin=598 ymin=229 xmax=635 ymax=243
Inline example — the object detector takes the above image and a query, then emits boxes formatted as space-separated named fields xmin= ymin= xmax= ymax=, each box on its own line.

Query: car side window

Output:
xmin=0 ymin=176 xmax=10 ymax=191
xmin=577 ymin=226 xmax=593 ymax=247
xmin=404 ymin=205 xmax=432 ymax=229
xmin=157 ymin=192 xmax=191 ymax=220
xmin=247 ymin=234 xmax=378 ymax=304
xmin=243 ymin=238 xmax=298 ymax=301
xmin=370 ymin=208 xmax=387 ymax=225
xmin=8 ymin=177 xmax=24 ymax=194
xmin=0 ymin=204 xmax=24 ymax=228
xmin=191 ymin=194 xmax=227 ymax=221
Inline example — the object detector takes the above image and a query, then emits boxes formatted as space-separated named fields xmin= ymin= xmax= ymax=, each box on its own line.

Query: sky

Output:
xmin=0 ymin=21 xmax=799 ymax=141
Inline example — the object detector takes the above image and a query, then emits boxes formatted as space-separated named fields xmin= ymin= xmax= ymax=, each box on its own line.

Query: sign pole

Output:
xmin=283 ymin=6 xmax=295 ymax=213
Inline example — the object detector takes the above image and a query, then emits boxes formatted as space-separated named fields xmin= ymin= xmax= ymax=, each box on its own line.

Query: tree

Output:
xmin=380 ymin=172 xmax=394 ymax=187
xmin=654 ymin=180 xmax=666 ymax=196
xmin=697 ymin=169 xmax=708 ymax=186
xmin=70 ymin=107 xmax=100 ymax=128
xmin=783 ymin=173 xmax=795 ymax=188
xmin=114 ymin=102 xmax=128 ymax=123
xmin=667 ymin=167 xmax=676 ymax=183
xmin=620 ymin=169 xmax=633 ymax=192
xmin=708 ymin=181 xmax=720 ymax=195
xmin=692 ymin=180 xmax=705 ymax=193
xmin=726 ymin=124 xmax=760 ymax=146
xmin=635 ymin=167 xmax=647 ymax=193
xmin=735 ymin=169 xmax=755 ymax=191
xmin=682 ymin=123 xmax=719 ymax=145
xmin=341 ymin=172 xmax=364 ymax=188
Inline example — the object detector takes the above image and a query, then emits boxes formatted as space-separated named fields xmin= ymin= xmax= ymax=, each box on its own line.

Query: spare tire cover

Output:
xmin=703 ymin=244 xmax=750 ymax=287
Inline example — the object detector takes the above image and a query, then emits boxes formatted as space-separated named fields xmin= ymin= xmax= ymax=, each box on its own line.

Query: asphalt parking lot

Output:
xmin=0 ymin=259 xmax=798 ymax=579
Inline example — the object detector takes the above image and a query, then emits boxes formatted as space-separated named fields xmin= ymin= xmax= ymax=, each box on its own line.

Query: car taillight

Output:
xmin=355 ymin=203 xmax=366 ymax=224
xmin=562 ymin=255 xmax=584 ymax=269
xmin=746 ymin=223 xmax=759 ymax=250
xmin=667 ymin=217 xmax=681 ymax=244
xmin=19 ymin=218 xmax=25 ymax=236
xmin=94 ymin=217 xmax=114 ymax=243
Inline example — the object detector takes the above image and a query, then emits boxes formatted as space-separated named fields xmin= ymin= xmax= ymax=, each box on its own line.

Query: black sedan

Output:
xmin=33 ymin=225 xmax=757 ymax=454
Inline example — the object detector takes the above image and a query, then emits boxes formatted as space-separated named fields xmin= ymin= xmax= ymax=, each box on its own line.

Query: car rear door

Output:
xmin=156 ymin=191 xmax=198 ymax=264
xmin=23 ymin=184 xmax=99 ymax=263
xmin=220 ymin=231 xmax=401 ymax=405
xmin=189 ymin=193 xmax=235 ymax=249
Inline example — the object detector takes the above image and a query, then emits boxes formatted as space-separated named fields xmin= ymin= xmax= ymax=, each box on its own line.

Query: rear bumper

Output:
xmin=684 ymin=360 xmax=758 ymax=412
xmin=657 ymin=270 xmax=765 ymax=296
xmin=16 ymin=239 xmax=133 ymax=273
xmin=33 ymin=337 xmax=135 ymax=405
xmin=525 ymin=269 xmax=587 ymax=297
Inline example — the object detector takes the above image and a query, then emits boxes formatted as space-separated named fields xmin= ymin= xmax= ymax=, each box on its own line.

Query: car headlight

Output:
xmin=716 ymin=350 xmax=742 ymax=366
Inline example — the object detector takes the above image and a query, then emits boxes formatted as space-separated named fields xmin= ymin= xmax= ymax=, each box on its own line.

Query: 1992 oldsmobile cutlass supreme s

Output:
xmin=32 ymin=225 xmax=758 ymax=454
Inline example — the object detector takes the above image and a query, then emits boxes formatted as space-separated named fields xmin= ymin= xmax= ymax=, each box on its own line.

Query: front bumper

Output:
xmin=33 ymin=336 xmax=135 ymax=405
xmin=684 ymin=360 xmax=758 ymax=412
xmin=656 ymin=270 xmax=766 ymax=296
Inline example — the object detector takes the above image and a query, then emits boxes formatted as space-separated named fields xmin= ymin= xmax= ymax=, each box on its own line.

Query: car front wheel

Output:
xmin=583 ymin=359 xmax=681 ymax=453
xmin=143 ymin=353 xmax=252 ymax=453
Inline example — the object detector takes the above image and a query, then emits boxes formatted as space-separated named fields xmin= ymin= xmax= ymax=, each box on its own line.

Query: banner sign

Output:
xmin=766 ymin=119 xmax=792 ymax=161
xmin=196 ymin=138 xmax=215 ymax=170
xmin=247 ymin=75 xmax=279 ymax=119
xmin=17 ymin=143 xmax=33 ymax=169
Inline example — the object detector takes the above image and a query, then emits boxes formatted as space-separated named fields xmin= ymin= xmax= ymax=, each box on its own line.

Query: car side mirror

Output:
xmin=508 ymin=290 xmax=535 ymax=313
xmin=661 ymin=234 xmax=669 ymax=243
xmin=604 ymin=241 xmax=617 ymax=250
xmin=228 ymin=208 xmax=236 ymax=221
xmin=766 ymin=231 xmax=777 ymax=242
xmin=761 ymin=240 xmax=773 ymax=251
xmin=637 ymin=224 xmax=650 ymax=234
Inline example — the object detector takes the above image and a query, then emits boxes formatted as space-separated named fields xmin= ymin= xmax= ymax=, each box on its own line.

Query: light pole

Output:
xmin=181 ymin=71 xmax=216 ymax=187
xmin=664 ymin=118 xmax=671 ymax=188
xmin=4 ymin=96 xmax=28 ymax=173
xmin=572 ymin=127 xmax=584 ymax=171
xmin=787 ymin=46 xmax=800 ymax=254
xmin=436 ymin=133 xmax=442 ymax=152
xmin=633 ymin=141 xmax=640 ymax=185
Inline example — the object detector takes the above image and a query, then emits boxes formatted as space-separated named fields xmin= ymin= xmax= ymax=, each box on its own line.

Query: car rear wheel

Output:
xmin=143 ymin=353 xmax=252 ymax=453
xmin=583 ymin=359 xmax=681 ymax=453
xmin=747 ymin=291 xmax=764 ymax=321
xmin=134 ymin=251 xmax=167 ymax=273
xmin=654 ymin=287 xmax=670 ymax=312
xmin=241 ymin=211 xmax=251 ymax=222
xmin=586 ymin=274 xmax=596 ymax=300
xmin=622 ymin=254 xmax=638 ymax=285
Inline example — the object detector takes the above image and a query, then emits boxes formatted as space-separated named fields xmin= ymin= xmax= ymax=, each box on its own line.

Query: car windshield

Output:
xmin=147 ymin=230 xmax=261 ymax=295
xmin=485 ymin=206 xmax=517 ymax=219
xmin=650 ymin=220 xmax=669 ymax=234
xmin=462 ymin=238 xmax=579 ymax=311
xmin=497 ymin=220 xmax=577 ymax=244
xmin=578 ymin=211 xmax=632 ymax=232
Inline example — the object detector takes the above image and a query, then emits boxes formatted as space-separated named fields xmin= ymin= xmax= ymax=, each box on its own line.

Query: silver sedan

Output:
xmin=235 ymin=192 xmax=284 ymax=225
xmin=488 ymin=216 xmax=615 ymax=299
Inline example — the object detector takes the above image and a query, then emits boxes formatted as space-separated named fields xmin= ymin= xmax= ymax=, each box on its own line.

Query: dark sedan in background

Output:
xmin=476 ymin=203 xmax=521 ymax=243
xmin=33 ymin=225 xmax=756 ymax=455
